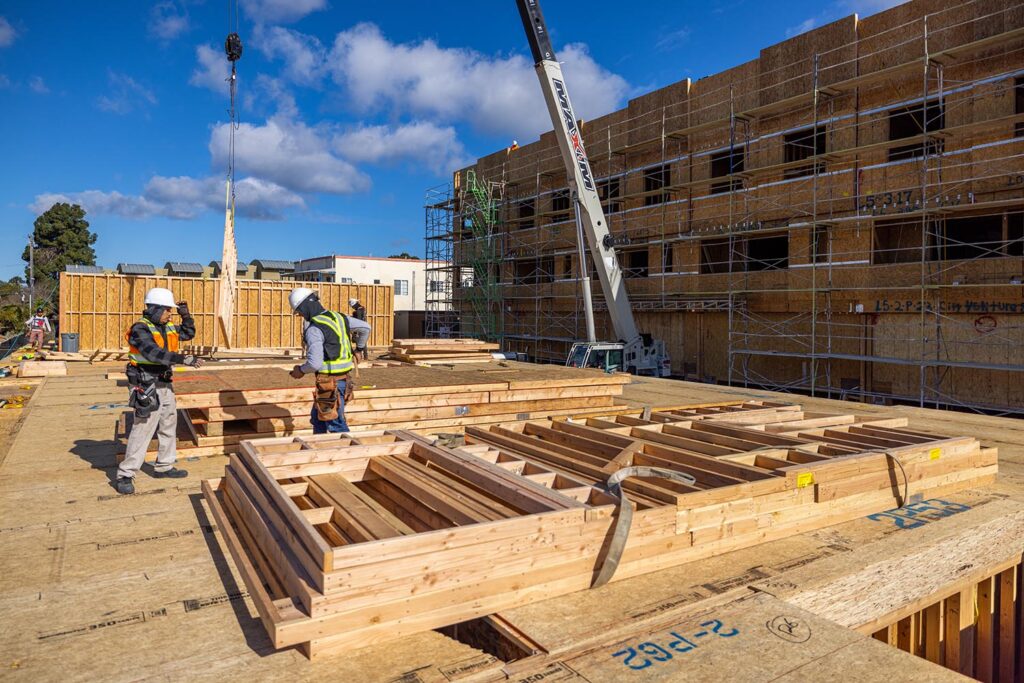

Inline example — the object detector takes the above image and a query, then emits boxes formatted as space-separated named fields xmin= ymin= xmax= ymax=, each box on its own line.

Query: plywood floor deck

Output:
xmin=0 ymin=364 xmax=1021 ymax=682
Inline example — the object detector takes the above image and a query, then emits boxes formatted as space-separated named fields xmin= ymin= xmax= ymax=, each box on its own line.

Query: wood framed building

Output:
xmin=428 ymin=0 xmax=1024 ymax=415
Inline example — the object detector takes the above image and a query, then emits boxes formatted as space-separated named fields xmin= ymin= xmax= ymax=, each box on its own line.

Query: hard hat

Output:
xmin=289 ymin=287 xmax=316 ymax=311
xmin=144 ymin=287 xmax=176 ymax=308
xmin=348 ymin=298 xmax=359 ymax=307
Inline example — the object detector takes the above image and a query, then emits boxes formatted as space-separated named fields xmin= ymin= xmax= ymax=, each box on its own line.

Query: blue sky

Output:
xmin=0 ymin=0 xmax=900 ymax=280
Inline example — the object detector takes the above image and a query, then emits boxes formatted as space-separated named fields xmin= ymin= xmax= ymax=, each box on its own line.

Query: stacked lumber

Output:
xmin=139 ymin=363 xmax=630 ymax=458
xmin=18 ymin=360 xmax=67 ymax=377
xmin=202 ymin=403 xmax=997 ymax=658
xmin=389 ymin=338 xmax=499 ymax=365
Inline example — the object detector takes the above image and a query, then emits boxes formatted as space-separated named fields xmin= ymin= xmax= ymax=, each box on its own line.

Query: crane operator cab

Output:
xmin=566 ymin=343 xmax=624 ymax=374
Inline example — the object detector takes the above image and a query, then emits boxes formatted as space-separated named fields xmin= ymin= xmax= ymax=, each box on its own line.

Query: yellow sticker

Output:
xmin=796 ymin=472 xmax=815 ymax=488
xmin=929 ymin=448 xmax=941 ymax=461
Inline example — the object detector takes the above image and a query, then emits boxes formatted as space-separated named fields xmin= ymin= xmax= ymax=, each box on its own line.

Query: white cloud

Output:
xmin=326 ymin=23 xmax=629 ymax=139
xmin=655 ymin=27 xmax=692 ymax=52
xmin=189 ymin=44 xmax=230 ymax=92
xmin=209 ymin=116 xmax=371 ymax=194
xmin=28 ymin=76 xmax=49 ymax=94
xmin=333 ymin=121 xmax=471 ymax=175
xmin=96 ymin=70 xmax=157 ymax=114
xmin=0 ymin=74 xmax=10 ymax=89
xmin=240 ymin=0 xmax=327 ymax=24
xmin=255 ymin=25 xmax=326 ymax=86
xmin=0 ymin=16 xmax=16 ymax=48
xmin=31 ymin=175 xmax=305 ymax=221
xmin=149 ymin=2 xmax=190 ymax=41
xmin=785 ymin=17 xmax=817 ymax=38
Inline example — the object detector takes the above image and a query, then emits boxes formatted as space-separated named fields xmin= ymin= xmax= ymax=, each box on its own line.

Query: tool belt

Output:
xmin=314 ymin=373 xmax=340 ymax=421
xmin=126 ymin=364 xmax=170 ymax=419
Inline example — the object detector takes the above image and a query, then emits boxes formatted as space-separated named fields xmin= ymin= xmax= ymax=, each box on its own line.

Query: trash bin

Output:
xmin=61 ymin=332 xmax=79 ymax=353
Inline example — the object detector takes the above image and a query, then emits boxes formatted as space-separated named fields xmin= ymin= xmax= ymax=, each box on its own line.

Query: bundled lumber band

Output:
xmin=388 ymin=338 xmax=499 ymax=365
xmin=202 ymin=402 xmax=997 ymax=658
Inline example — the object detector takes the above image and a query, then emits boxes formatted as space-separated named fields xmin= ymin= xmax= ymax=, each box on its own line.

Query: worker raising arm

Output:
xmin=289 ymin=288 xmax=355 ymax=434
xmin=116 ymin=287 xmax=204 ymax=495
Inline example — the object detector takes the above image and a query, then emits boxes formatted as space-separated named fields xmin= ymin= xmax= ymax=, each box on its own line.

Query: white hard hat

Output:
xmin=144 ymin=287 xmax=176 ymax=308
xmin=348 ymin=298 xmax=359 ymax=307
xmin=289 ymin=287 xmax=316 ymax=311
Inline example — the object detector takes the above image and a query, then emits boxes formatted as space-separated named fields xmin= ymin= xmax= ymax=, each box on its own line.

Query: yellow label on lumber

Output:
xmin=929 ymin=448 xmax=941 ymax=460
xmin=796 ymin=472 xmax=815 ymax=488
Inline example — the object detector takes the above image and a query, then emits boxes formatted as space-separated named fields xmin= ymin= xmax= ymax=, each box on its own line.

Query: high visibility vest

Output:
xmin=310 ymin=310 xmax=354 ymax=375
xmin=126 ymin=319 xmax=179 ymax=366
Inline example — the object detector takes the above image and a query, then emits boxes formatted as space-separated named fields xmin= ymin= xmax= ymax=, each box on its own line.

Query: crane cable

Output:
xmin=224 ymin=0 xmax=243 ymax=208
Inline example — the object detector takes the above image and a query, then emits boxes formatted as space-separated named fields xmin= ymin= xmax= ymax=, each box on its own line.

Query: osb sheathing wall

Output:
xmin=452 ymin=0 xmax=1024 ymax=411
xmin=58 ymin=272 xmax=394 ymax=350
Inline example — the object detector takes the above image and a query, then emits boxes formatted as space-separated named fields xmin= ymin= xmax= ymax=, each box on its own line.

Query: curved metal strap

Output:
xmin=591 ymin=466 xmax=697 ymax=589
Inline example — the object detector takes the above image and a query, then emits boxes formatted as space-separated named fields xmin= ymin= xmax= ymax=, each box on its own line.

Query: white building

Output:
xmin=291 ymin=255 xmax=439 ymax=311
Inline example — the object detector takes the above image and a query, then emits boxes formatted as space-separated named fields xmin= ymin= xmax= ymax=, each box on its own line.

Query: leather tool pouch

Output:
xmin=314 ymin=374 xmax=339 ymax=421
xmin=126 ymin=365 xmax=161 ymax=419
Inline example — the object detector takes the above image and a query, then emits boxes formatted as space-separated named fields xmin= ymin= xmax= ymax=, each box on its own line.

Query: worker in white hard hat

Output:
xmin=289 ymin=288 xmax=355 ymax=434
xmin=349 ymin=298 xmax=367 ymax=322
xmin=115 ymin=287 xmax=204 ymax=495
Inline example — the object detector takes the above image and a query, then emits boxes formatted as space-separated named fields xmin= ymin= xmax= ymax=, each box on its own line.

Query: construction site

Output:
xmin=0 ymin=0 xmax=1023 ymax=681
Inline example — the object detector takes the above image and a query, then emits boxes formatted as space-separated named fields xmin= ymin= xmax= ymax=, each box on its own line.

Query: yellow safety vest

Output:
xmin=126 ymin=319 xmax=179 ymax=366
xmin=311 ymin=311 xmax=354 ymax=375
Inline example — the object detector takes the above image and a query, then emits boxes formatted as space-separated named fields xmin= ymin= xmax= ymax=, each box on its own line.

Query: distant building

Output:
xmin=209 ymin=260 xmax=251 ymax=278
xmin=251 ymin=259 xmax=295 ymax=280
xmin=291 ymin=255 xmax=437 ymax=311
xmin=164 ymin=262 xmax=204 ymax=277
xmin=116 ymin=263 xmax=156 ymax=276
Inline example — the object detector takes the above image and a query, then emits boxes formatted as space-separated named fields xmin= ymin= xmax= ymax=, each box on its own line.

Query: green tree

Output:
xmin=0 ymin=277 xmax=28 ymax=335
xmin=387 ymin=252 xmax=419 ymax=259
xmin=23 ymin=202 xmax=98 ymax=291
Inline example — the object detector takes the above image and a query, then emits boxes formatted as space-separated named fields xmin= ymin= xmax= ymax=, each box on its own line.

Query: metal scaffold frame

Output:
xmin=427 ymin=0 xmax=1024 ymax=415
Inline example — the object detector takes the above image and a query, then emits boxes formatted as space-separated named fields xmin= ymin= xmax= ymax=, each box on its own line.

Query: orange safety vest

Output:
xmin=126 ymin=319 xmax=179 ymax=366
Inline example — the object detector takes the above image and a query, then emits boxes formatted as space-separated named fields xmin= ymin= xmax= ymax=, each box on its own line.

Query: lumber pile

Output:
xmin=18 ymin=360 xmax=67 ymax=377
xmin=131 ymin=363 xmax=630 ymax=458
xmin=388 ymin=338 xmax=499 ymax=365
xmin=202 ymin=402 xmax=997 ymax=658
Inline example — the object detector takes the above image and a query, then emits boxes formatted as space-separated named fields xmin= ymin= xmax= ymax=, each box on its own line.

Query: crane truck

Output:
xmin=515 ymin=0 xmax=672 ymax=377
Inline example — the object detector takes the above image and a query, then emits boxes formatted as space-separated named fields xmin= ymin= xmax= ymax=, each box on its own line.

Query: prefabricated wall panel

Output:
xmin=59 ymin=272 xmax=394 ymax=350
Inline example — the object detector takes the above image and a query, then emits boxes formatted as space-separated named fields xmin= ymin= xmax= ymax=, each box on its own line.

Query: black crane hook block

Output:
xmin=224 ymin=32 xmax=243 ymax=62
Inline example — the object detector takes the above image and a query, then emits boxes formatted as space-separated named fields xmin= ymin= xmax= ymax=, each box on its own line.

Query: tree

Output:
xmin=387 ymin=252 xmax=419 ymax=260
xmin=0 ymin=277 xmax=29 ymax=335
xmin=23 ymin=202 xmax=98 ymax=293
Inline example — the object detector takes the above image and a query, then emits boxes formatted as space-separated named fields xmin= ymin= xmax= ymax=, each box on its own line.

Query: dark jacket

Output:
xmin=352 ymin=304 xmax=367 ymax=321
xmin=128 ymin=306 xmax=196 ymax=376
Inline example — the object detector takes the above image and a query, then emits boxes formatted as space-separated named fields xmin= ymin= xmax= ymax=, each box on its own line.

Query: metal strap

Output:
xmin=591 ymin=466 xmax=697 ymax=589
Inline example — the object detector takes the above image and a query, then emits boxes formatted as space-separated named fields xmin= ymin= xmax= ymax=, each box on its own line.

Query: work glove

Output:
xmin=343 ymin=381 xmax=354 ymax=402
xmin=289 ymin=365 xmax=305 ymax=379
xmin=176 ymin=300 xmax=190 ymax=316
xmin=183 ymin=355 xmax=205 ymax=368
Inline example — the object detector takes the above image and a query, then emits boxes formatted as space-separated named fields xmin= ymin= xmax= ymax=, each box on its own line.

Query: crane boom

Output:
xmin=515 ymin=0 xmax=639 ymax=344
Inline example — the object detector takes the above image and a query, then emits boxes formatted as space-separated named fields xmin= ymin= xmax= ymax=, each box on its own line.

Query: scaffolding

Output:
xmin=424 ymin=183 xmax=458 ymax=338
xmin=433 ymin=0 xmax=1024 ymax=415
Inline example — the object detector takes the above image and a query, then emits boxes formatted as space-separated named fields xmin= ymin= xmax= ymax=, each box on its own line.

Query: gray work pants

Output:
xmin=118 ymin=383 xmax=177 ymax=479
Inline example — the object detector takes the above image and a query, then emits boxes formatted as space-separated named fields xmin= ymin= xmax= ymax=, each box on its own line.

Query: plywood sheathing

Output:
xmin=59 ymin=272 xmax=394 ymax=350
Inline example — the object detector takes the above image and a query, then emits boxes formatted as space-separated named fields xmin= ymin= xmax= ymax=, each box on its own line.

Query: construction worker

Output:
xmin=347 ymin=314 xmax=371 ymax=362
xmin=25 ymin=308 xmax=51 ymax=351
xmin=349 ymin=298 xmax=367 ymax=322
xmin=116 ymin=288 xmax=204 ymax=495
xmin=290 ymin=288 xmax=354 ymax=433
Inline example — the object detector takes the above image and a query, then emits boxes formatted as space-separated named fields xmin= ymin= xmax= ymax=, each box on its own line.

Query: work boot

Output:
xmin=115 ymin=477 xmax=135 ymax=495
xmin=150 ymin=467 xmax=188 ymax=479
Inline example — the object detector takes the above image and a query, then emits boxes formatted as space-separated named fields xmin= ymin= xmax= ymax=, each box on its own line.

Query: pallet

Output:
xmin=202 ymin=403 xmax=996 ymax=658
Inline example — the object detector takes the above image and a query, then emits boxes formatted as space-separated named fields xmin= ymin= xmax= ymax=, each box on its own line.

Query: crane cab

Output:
xmin=565 ymin=342 xmax=624 ymax=373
